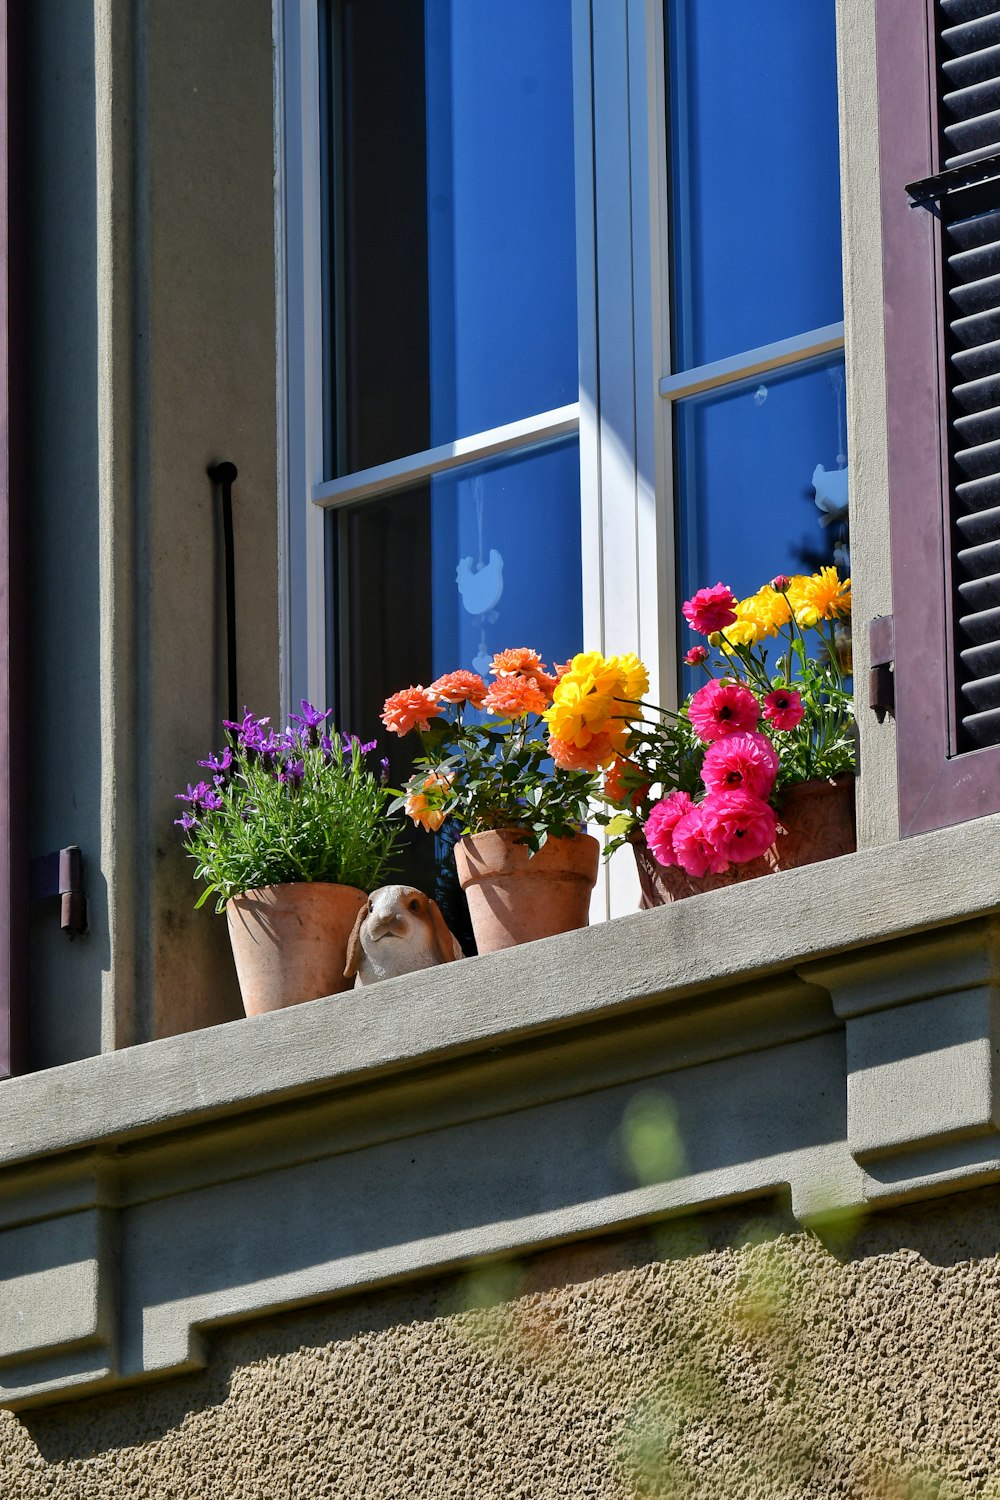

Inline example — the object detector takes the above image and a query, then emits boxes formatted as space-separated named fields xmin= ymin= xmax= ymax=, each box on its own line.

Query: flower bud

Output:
xmin=770 ymin=574 xmax=792 ymax=592
xmin=685 ymin=645 xmax=709 ymax=666
xmin=707 ymin=632 xmax=722 ymax=648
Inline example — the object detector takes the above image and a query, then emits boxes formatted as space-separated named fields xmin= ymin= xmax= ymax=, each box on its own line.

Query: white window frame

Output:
xmin=276 ymin=0 xmax=845 ymax=921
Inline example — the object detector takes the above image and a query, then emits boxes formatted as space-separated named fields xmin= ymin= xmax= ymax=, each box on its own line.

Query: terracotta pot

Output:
xmin=225 ymin=882 xmax=367 ymax=1015
xmin=631 ymin=775 xmax=856 ymax=907
xmin=454 ymin=829 xmax=600 ymax=954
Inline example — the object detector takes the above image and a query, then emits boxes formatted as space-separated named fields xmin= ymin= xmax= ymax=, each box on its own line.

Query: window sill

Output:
xmin=2 ymin=810 xmax=1000 ymax=1410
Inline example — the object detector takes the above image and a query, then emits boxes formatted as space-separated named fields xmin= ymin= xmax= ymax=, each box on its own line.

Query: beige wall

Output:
xmin=1 ymin=1188 xmax=998 ymax=1497
xmin=27 ymin=0 xmax=280 ymax=1065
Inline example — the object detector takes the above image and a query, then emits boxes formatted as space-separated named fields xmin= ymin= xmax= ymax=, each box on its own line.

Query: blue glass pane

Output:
xmin=335 ymin=439 xmax=582 ymax=744
xmin=667 ymin=0 xmax=843 ymax=369
xmin=676 ymin=356 xmax=849 ymax=690
xmin=329 ymin=0 xmax=577 ymax=475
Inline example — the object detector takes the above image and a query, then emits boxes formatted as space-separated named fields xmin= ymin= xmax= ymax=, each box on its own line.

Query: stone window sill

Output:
xmin=1 ymin=811 xmax=999 ymax=1409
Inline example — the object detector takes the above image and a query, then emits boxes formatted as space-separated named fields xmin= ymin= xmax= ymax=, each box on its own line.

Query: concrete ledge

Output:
xmin=0 ymin=813 xmax=999 ymax=1408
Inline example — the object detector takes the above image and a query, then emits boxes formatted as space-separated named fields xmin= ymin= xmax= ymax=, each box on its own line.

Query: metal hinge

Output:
xmin=869 ymin=615 xmax=895 ymax=722
xmin=29 ymin=846 xmax=87 ymax=938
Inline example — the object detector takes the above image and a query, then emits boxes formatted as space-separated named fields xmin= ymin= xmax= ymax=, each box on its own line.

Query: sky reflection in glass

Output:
xmin=667 ymin=0 xmax=843 ymax=369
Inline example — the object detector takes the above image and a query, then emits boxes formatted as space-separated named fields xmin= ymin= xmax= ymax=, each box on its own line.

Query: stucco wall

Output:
xmin=26 ymin=0 xmax=279 ymax=1065
xmin=1 ymin=1188 xmax=999 ymax=1498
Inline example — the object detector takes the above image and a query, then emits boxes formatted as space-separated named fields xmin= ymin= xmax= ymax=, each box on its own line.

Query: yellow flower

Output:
xmin=746 ymin=585 xmax=792 ymax=635
xmin=802 ymin=566 xmax=851 ymax=621
xmin=785 ymin=574 xmax=822 ymax=628
xmin=718 ymin=597 xmax=769 ymax=651
xmin=545 ymin=650 xmax=649 ymax=746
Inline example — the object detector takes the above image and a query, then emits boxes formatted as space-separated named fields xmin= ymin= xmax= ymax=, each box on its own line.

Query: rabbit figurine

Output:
xmin=344 ymin=885 xmax=465 ymax=988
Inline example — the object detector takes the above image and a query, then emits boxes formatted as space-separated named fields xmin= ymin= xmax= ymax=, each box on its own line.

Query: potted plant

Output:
xmin=596 ymin=570 xmax=856 ymax=904
xmin=175 ymin=703 xmax=402 ymax=1014
xmin=381 ymin=648 xmax=646 ymax=952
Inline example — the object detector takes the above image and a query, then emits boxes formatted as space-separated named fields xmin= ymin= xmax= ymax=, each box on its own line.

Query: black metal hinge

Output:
xmin=29 ymin=846 xmax=87 ymax=937
xmin=869 ymin=615 xmax=895 ymax=722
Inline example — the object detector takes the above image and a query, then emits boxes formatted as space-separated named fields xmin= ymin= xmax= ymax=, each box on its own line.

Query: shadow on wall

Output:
xmin=11 ymin=1187 xmax=1000 ymax=1499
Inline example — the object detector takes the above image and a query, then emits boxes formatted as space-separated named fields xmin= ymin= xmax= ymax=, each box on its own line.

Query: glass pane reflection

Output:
xmin=333 ymin=439 xmax=583 ymax=748
xmin=675 ymin=356 xmax=849 ymax=691
xmin=326 ymin=0 xmax=577 ymax=475
xmin=666 ymin=0 xmax=843 ymax=369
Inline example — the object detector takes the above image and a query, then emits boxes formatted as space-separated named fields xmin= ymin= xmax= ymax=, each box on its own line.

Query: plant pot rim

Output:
xmin=226 ymin=879 xmax=367 ymax=906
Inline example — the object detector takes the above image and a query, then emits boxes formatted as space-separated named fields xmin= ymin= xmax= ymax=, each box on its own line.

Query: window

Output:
xmin=280 ymin=0 xmax=845 ymax=912
xmin=876 ymin=0 xmax=1000 ymax=834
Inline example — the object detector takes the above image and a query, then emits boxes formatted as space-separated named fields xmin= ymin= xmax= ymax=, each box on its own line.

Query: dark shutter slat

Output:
xmin=942 ymin=0 xmax=1000 ymax=24
xmin=941 ymin=5 xmax=1000 ymax=747
xmin=956 ymin=501 xmax=1000 ymax=538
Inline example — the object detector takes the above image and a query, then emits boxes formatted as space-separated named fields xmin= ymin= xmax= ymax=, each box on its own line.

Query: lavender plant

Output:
xmin=174 ymin=704 xmax=402 ymax=911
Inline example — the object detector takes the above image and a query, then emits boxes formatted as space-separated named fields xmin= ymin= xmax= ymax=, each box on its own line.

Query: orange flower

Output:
xmin=603 ymin=757 xmax=649 ymax=809
xmin=549 ymin=730 xmax=617 ymax=772
xmin=490 ymin=647 xmax=543 ymax=677
xmin=482 ymin=675 xmax=549 ymax=719
xmin=529 ymin=670 xmax=559 ymax=700
xmin=429 ymin=669 xmax=487 ymax=706
xmin=404 ymin=771 xmax=453 ymax=832
xmin=381 ymin=686 xmax=442 ymax=736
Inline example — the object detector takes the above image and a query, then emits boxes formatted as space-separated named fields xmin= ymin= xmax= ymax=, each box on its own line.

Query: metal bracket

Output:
xmin=29 ymin=846 xmax=87 ymax=937
xmin=869 ymin=615 xmax=895 ymax=722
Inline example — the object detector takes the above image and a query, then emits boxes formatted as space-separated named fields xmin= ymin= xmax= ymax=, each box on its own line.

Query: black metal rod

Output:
xmin=207 ymin=461 xmax=239 ymax=725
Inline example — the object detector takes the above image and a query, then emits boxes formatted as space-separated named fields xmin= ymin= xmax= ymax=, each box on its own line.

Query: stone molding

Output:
xmin=1 ymin=815 xmax=1000 ymax=1409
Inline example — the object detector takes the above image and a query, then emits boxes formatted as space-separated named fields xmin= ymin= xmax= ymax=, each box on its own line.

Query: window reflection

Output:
xmin=666 ymin=0 xmax=843 ymax=369
xmin=325 ymin=0 xmax=577 ymax=475
xmin=675 ymin=356 xmax=849 ymax=690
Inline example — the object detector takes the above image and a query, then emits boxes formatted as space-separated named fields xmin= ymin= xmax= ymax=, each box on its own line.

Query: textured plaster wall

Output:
xmin=3 ymin=1188 xmax=1000 ymax=1498
xmin=26 ymin=0 xmax=279 ymax=1062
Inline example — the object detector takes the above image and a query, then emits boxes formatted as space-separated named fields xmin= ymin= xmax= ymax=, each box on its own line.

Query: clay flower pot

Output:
xmin=631 ymin=775 xmax=856 ymax=907
xmin=454 ymin=829 xmax=600 ymax=954
xmin=225 ymin=882 xmax=367 ymax=1015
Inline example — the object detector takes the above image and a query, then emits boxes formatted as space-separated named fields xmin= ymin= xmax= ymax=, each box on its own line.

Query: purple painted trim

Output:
xmin=876 ymin=0 xmax=1000 ymax=836
xmin=0 ymin=0 xmax=28 ymax=1077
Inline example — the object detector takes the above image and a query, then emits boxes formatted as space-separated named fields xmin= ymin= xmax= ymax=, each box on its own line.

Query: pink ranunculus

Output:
xmin=687 ymin=679 xmax=760 ymax=743
xmin=644 ymin=790 xmax=695 ymax=867
xmin=762 ymin=686 xmax=805 ymax=732
xmin=700 ymin=731 xmax=779 ymax=800
xmin=671 ymin=805 xmax=730 ymax=878
xmin=700 ymin=789 xmax=777 ymax=866
xmin=685 ymin=645 xmax=709 ymax=666
xmin=681 ymin=583 xmax=738 ymax=636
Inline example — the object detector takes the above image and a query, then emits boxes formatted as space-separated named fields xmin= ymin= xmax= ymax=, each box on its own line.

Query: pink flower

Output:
xmin=685 ymin=645 xmax=709 ymax=666
xmin=700 ymin=731 xmax=778 ymax=800
xmin=700 ymin=790 xmax=777 ymax=865
xmin=644 ymin=791 xmax=695 ymax=867
xmin=682 ymin=583 xmax=738 ymax=636
xmin=770 ymin=574 xmax=792 ymax=592
xmin=672 ymin=806 xmax=730 ymax=878
xmin=763 ymin=687 xmax=805 ymax=731
xmin=688 ymin=680 xmax=760 ymax=742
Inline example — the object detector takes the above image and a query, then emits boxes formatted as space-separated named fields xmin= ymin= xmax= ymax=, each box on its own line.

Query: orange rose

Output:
xmin=490 ymin=647 xmax=543 ymax=677
xmin=549 ymin=730 xmax=617 ymax=772
xmin=404 ymin=770 xmax=453 ymax=831
xmin=381 ymin=686 xmax=442 ymax=736
xmin=429 ymin=669 xmax=488 ymax=706
xmin=482 ymin=675 xmax=549 ymax=719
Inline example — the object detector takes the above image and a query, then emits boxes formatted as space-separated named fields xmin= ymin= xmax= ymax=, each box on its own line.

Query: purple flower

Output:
xmin=201 ymin=789 xmax=224 ymax=812
xmin=380 ymin=757 xmax=390 ymax=784
xmin=198 ymin=747 xmax=233 ymax=776
xmin=224 ymin=710 xmax=270 ymax=747
xmin=290 ymin=700 xmax=330 ymax=747
xmin=174 ymin=811 xmax=199 ymax=832
xmin=175 ymin=781 xmax=212 ymax=807
xmin=278 ymin=758 xmax=305 ymax=786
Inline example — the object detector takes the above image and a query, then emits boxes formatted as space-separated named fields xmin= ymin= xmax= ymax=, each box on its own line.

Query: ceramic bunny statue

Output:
xmin=344 ymin=885 xmax=464 ymax=988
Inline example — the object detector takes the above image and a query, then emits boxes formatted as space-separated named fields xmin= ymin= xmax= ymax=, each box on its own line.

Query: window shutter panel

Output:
xmin=0 ymin=0 xmax=27 ymax=1078
xmin=877 ymin=0 xmax=1000 ymax=833
xmin=939 ymin=1 xmax=1000 ymax=748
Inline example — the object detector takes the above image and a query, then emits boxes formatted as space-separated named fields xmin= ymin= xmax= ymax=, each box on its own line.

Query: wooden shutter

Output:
xmin=0 ymin=0 xmax=27 ymax=1078
xmin=877 ymin=0 xmax=1000 ymax=833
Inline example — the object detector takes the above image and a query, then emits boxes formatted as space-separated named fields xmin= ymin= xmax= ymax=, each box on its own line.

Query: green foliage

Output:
xmin=392 ymin=708 xmax=598 ymax=853
xmin=177 ymin=724 xmax=402 ymax=912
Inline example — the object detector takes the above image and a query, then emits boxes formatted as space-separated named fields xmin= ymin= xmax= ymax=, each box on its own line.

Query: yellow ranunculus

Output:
xmin=546 ymin=649 xmax=650 ymax=746
xmin=785 ymin=574 xmax=822 ymax=628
